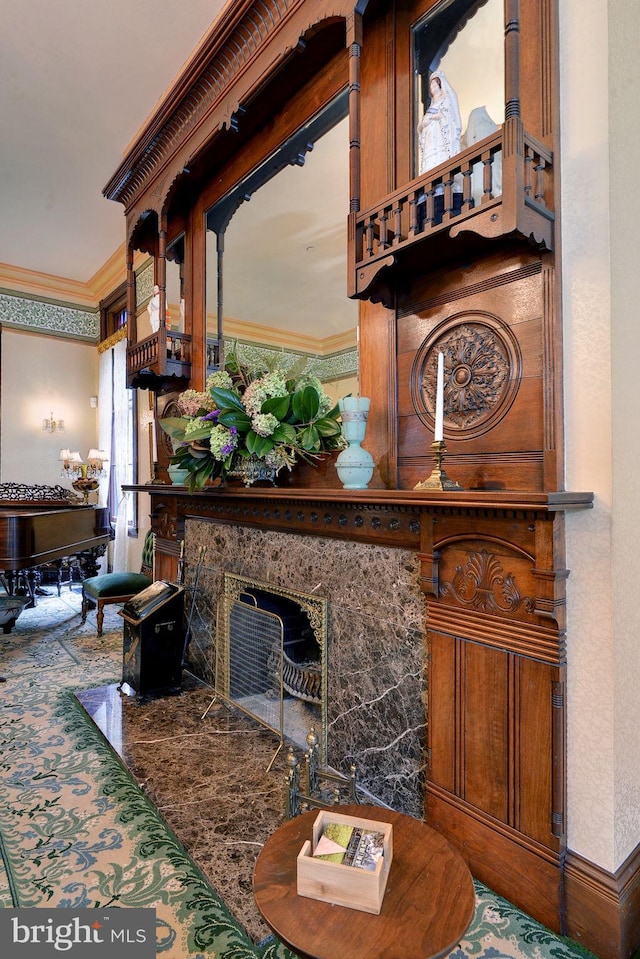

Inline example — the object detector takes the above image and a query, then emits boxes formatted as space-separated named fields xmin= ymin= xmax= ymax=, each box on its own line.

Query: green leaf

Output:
xmin=183 ymin=423 xmax=215 ymax=442
xmin=298 ymin=424 xmax=320 ymax=450
xmin=218 ymin=410 xmax=252 ymax=431
xmin=246 ymin=431 xmax=275 ymax=456
xmin=262 ymin=395 xmax=290 ymax=419
xmin=159 ymin=416 xmax=189 ymax=439
xmin=210 ymin=386 xmax=244 ymax=412
xmin=291 ymin=386 xmax=320 ymax=422
xmin=189 ymin=445 xmax=211 ymax=458
xmin=272 ymin=422 xmax=296 ymax=443
xmin=189 ymin=456 xmax=222 ymax=491
xmin=171 ymin=445 xmax=191 ymax=463
xmin=314 ymin=416 xmax=343 ymax=438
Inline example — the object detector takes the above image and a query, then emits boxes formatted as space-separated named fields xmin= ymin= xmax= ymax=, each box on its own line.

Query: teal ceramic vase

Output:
xmin=336 ymin=396 xmax=374 ymax=489
xmin=167 ymin=463 xmax=190 ymax=485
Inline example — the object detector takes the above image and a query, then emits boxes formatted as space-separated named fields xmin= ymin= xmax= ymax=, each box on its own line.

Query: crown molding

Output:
xmin=0 ymin=248 xmax=148 ymax=314
xmin=223 ymin=315 xmax=357 ymax=355
xmin=0 ymin=261 xmax=97 ymax=310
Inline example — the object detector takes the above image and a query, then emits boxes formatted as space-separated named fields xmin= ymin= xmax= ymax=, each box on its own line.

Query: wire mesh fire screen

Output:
xmin=216 ymin=573 xmax=328 ymax=762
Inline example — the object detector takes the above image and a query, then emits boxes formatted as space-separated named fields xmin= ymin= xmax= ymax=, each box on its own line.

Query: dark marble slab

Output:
xmin=77 ymin=677 xmax=290 ymax=944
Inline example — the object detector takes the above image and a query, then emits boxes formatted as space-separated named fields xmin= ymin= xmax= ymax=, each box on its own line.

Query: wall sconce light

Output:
xmin=42 ymin=412 xmax=64 ymax=433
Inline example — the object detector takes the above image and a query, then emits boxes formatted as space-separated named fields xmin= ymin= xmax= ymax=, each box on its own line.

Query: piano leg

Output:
xmin=2 ymin=569 xmax=37 ymax=608
xmin=21 ymin=570 xmax=39 ymax=608
xmin=0 ymin=590 xmax=29 ymax=634
xmin=78 ymin=545 xmax=107 ymax=579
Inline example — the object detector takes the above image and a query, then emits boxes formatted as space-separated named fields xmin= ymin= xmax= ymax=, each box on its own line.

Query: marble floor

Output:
xmin=77 ymin=674 xmax=293 ymax=944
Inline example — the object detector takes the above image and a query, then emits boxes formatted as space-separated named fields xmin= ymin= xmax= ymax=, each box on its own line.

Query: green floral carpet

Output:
xmin=0 ymin=593 xmax=597 ymax=958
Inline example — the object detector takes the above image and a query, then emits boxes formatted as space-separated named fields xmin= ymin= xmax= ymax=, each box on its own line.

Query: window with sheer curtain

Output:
xmin=98 ymin=334 xmax=136 ymax=572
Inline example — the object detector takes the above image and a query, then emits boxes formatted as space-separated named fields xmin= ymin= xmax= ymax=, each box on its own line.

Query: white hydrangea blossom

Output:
xmin=242 ymin=371 xmax=288 ymax=417
xmin=178 ymin=389 xmax=216 ymax=416
xmin=252 ymin=412 xmax=280 ymax=437
xmin=206 ymin=370 xmax=234 ymax=392
xmin=208 ymin=424 xmax=238 ymax=461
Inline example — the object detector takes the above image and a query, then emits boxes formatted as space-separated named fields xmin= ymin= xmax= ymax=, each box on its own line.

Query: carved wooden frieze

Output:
xmin=173 ymin=491 xmax=423 ymax=550
xmin=106 ymin=0 xmax=360 ymax=218
xmin=151 ymin=500 xmax=180 ymax=543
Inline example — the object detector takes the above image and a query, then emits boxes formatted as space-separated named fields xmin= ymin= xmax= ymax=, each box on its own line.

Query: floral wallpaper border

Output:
xmin=225 ymin=340 xmax=358 ymax=381
xmin=0 ymin=291 xmax=98 ymax=341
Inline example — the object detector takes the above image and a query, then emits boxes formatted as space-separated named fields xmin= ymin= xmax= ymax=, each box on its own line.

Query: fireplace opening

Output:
xmin=216 ymin=574 xmax=328 ymax=762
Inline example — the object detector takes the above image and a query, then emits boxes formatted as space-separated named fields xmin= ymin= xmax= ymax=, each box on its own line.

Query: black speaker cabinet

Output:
xmin=120 ymin=581 xmax=185 ymax=697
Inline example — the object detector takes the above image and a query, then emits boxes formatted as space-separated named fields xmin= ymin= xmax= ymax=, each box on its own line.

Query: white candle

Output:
xmin=151 ymin=420 xmax=158 ymax=462
xmin=434 ymin=351 xmax=444 ymax=441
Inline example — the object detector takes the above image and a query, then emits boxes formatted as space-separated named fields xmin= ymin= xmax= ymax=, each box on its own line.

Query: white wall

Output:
xmin=607 ymin=0 xmax=640 ymax=871
xmin=562 ymin=0 xmax=640 ymax=871
xmin=1 ymin=328 xmax=99 ymax=493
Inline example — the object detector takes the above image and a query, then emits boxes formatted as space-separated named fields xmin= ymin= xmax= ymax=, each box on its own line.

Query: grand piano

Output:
xmin=0 ymin=483 xmax=111 ymax=632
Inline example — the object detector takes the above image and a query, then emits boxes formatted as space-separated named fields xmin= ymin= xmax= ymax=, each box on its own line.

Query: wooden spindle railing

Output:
xmin=352 ymin=127 xmax=553 ymax=298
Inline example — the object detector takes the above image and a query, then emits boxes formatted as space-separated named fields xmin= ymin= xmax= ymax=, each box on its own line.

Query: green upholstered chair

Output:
xmin=81 ymin=529 xmax=154 ymax=636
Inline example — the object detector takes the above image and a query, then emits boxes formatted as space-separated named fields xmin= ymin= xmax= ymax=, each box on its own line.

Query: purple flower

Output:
xmin=202 ymin=410 xmax=220 ymax=421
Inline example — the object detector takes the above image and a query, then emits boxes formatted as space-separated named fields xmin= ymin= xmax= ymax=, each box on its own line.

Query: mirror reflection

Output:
xmin=205 ymin=97 xmax=358 ymax=404
xmin=166 ymin=233 xmax=185 ymax=334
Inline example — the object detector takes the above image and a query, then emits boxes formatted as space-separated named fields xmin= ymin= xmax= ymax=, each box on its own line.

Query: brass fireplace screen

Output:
xmin=215 ymin=573 xmax=328 ymax=765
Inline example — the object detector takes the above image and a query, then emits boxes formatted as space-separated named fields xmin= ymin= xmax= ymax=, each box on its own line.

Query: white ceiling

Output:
xmin=0 ymin=0 xmax=227 ymax=284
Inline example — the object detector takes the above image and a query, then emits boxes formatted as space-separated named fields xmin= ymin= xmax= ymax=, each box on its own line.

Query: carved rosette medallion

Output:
xmin=411 ymin=312 xmax=522 ymax=438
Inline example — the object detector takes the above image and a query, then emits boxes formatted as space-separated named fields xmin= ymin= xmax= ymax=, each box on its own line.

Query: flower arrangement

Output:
xmin=160 ymin=349 xmax=346 ymax=490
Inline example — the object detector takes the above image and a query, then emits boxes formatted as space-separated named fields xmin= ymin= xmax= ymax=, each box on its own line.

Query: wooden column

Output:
xmin=346 ymin=10 xmax=362 ymax=299
xmin=126 ymin=243 xmax=137 ymax=344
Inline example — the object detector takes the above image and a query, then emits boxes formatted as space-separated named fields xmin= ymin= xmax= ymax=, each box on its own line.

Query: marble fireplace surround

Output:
xmin=184 ymin=516 xmax=427 ymax=817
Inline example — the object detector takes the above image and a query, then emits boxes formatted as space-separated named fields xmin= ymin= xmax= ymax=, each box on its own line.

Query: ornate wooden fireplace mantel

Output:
xmin=126 ymin=482 xmax=592 ymax=932
xmin=134 ymin=484 xmax=591 ymax=600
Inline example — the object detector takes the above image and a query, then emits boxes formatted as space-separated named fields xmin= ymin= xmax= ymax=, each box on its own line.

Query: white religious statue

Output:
xmin=147 ymin=284 xmax=160 ymax=333
xmin=462 ymin=105 xmax=502 ymax=207
xmin=417 ymin=71 xmax=462 ymax=181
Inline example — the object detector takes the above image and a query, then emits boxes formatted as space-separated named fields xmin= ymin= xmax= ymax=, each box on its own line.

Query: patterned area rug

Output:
xmin=0 ymin=592 xmax=597 ymax=959
xmin=0 ymin=595 xmax=291 ymax=958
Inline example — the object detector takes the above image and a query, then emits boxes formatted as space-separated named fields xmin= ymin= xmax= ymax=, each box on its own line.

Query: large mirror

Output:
xmin=205 ymin=93 xmax=359 ymax=405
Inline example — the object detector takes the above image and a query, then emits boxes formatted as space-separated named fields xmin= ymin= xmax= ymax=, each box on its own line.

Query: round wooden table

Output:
xmin=253 ymin=804 xmax=475 ymax=959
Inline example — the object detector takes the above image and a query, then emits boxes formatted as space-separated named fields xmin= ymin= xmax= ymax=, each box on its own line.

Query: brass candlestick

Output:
xmin=147 ymin=461 xmax=167 ymax=485
xmin=414 ymin=440 xmax=463 ymax=491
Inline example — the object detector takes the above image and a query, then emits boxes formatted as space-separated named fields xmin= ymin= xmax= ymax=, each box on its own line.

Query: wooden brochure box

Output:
xmin=296 ymin=810 xmax=393 ymax=914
